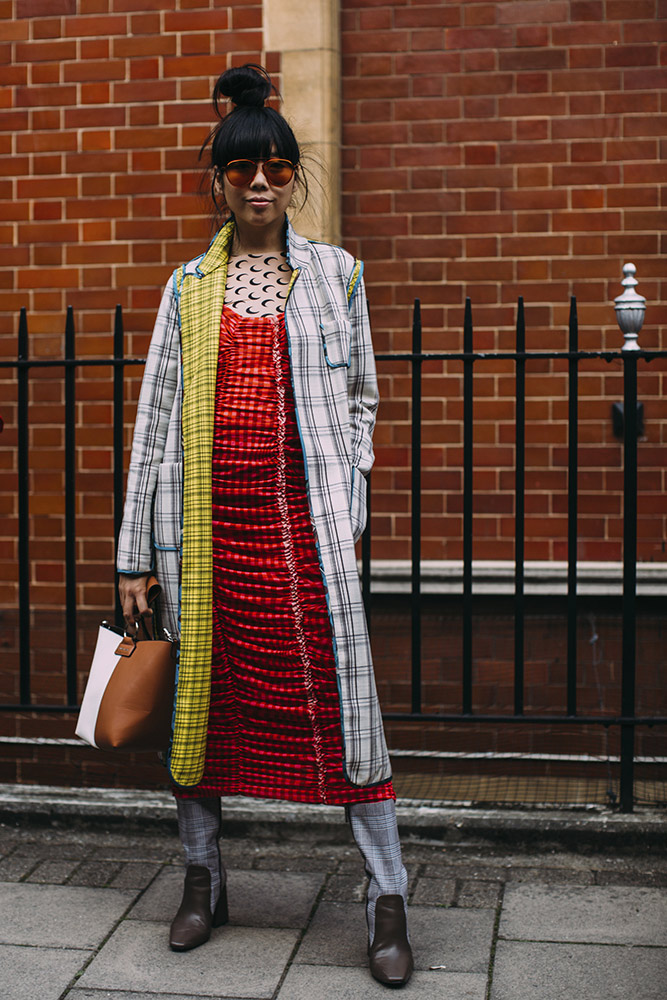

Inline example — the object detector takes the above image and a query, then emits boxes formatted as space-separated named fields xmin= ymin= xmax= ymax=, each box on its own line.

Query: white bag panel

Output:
xmin=75 ymin=626 xmax=123 ymax=748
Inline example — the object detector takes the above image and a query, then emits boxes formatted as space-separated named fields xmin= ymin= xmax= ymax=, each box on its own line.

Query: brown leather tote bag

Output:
xmin=76 ymin=576 xmax=177 ymax=753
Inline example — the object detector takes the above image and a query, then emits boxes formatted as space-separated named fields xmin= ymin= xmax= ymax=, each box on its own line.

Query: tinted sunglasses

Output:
xmin=223 ymin=157 xmax=296 ymax=188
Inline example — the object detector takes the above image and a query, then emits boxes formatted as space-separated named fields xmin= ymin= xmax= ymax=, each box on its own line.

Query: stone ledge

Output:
xmin=361 ymin=560 xmax=667 ymax=596
xmin=0 ymin=783 xmax=664 ymax=849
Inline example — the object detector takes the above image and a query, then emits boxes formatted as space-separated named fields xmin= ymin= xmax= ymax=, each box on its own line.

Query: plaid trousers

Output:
xmin=348 ymin=799 xmax=409 ymax=942
xmin=175 ymin=796 xmax=224 ymax=912
xmin=175 ymin=797 xmax=407 ymax=941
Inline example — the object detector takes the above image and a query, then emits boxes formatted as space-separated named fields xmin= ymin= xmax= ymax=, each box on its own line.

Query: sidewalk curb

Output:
xmin=0 ymin=783 xmax=664 ymax=848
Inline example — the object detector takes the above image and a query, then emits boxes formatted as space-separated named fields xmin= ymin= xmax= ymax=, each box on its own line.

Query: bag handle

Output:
xmin=133 ymin=574 xmax=162 ymax=641
xmin=146 ymin=574 xmax=161 ymax=606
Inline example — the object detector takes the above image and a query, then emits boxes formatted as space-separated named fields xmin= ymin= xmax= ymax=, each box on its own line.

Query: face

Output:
xmin=220 ymin=156 xmax=296 ymax=232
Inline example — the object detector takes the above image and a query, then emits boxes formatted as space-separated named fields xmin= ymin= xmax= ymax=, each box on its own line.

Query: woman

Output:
xmin=117 ymin=64 xmax=412 ymax=987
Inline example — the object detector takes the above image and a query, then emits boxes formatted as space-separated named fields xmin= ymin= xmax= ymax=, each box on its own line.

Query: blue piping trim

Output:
xmin=285 ymin=216 xmax=293 ymax=269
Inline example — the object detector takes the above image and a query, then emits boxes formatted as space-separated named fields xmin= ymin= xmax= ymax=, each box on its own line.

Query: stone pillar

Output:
xmin=264 ymin=0 xmax=341 ymax=244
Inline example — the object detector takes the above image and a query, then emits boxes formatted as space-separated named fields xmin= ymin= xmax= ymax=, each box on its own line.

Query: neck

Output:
xmin=231 ymin=215 xmax=287 ymax=255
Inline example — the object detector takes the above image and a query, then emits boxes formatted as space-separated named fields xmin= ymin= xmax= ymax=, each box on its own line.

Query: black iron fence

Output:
xmin=2 ymin=296 xmax=667 ymax=812
xmin=363 ymin=295 xmax=667 ymax=813
xmin=3 ymin=305 xmax=142 ymax=711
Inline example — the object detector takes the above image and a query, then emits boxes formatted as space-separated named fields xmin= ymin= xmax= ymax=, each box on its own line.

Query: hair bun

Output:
xmin=215 ymin=64 xmax=272 ymax=110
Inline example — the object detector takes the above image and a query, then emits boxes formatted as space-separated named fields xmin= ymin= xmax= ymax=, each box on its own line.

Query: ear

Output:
xmin=212 ymin=169 xmax=227 ymax=210
xmin=289 ymin=164 xmax=307 ymax=213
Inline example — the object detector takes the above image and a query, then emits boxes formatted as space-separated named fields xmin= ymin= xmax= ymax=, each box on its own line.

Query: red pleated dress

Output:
xmin=173 ymin=305 xmax=394 ymax=805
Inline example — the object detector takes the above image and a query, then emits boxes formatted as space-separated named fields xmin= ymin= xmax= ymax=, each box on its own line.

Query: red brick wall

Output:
xmin=341 ymin=0 xmax=667 ymax=563
xmin=0 ymin=1 xmax=274 ymax=611
xmin=2 ymin=1 xmax=666 ymax=616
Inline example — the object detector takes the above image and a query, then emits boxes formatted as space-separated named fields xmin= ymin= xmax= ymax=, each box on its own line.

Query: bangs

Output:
xmin=210 ymin=107 xmax=299 ymax=167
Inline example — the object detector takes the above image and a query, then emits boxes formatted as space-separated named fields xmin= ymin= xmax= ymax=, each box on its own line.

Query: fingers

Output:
xmin=133 ymin=583 xmax=152 ymax=619
xmin=118 ymin=573 xmax=153 ymax=627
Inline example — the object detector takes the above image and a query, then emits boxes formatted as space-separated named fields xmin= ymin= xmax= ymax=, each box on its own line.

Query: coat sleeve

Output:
xmin=347 ymin=266 xmax=379 ymax=541
xmin=116 ymin=275 xmax=181 ymax=574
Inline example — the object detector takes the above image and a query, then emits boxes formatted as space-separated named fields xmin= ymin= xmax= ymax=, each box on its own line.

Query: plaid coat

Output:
xmin=117 ymin=219 xmax=390 ymax=789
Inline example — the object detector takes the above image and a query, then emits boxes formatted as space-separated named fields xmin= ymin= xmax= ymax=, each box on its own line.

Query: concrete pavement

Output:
xmin=1 ymin=796 xmax=666 ymax=1000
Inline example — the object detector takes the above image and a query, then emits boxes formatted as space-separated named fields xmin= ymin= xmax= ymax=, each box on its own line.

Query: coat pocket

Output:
xmin=153 ymin=461 xmax=182 ymax=551
xmin=350 ymin=466 xmax=368 ymax=543
xmin=320 ymin=320 xmax=351 ymax=369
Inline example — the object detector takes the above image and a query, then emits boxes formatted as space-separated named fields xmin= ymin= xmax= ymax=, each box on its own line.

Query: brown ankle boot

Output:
xmin=169 ymin=864 xmax=229 ymax=952
xmin=368 ymin=894 xmax=414 ymax=987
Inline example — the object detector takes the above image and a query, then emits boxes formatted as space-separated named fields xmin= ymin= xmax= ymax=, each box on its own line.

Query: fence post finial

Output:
xmin=614 ymin=262 xmax=645 ymax=351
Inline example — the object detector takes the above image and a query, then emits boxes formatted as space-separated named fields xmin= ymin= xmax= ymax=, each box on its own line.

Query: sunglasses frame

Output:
xmin=223 ymin=157 xmax=296 ymax=188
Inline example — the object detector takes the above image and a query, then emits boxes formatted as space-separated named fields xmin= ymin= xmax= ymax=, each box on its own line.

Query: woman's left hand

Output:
xmin=118 ymin=573 xmax=152 ymax=628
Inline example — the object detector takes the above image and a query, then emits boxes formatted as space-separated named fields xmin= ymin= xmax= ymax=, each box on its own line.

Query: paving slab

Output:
xmin=254 ymin=852 xmax=344 ymax=872
xmin=452 ymin=850 xmax=598 ymax=872
xmin=291 ymin=901 xmax=371 ymax=967
xmin=0 ymin=883 xmax=135 ymax=948
xmin=0 ymin=943 xmax=89 ymax=1000
xmin=108 ymin=860 xmax=163 ymax=889
xmin=227 ymin=870 xmax=324 ymax=927
xmin=68 ymin=859 xmax=124 ymax=887
xmin=499 ymin=884 xmax=667 ymax=946
xmin=0 ymin=828 xmax=20 ymax=852
xmin=491 ymin=940 xmax=667 ymax=1000
xmin=321 ymin=872 xmax=368 ymax=902
xmin=294 ymin=901 xmax=495 ymax=973
xmin=408 ymin=905 xmax=496 ymax=973
xmin=411 ymin=875 xmax=457 ymax=906
xmin=0 ymin=855 xmax=37 ymax=881
xmin=505 ymin=865 xmax=595 ymax=885
xmin=11 ymin=840 xmax=92 ymax=861
xmin=70 ymin=993 xmax=252 ymax=1000
xmin=124 ymin=864 xmax=182 ymax=921
xmin=457 ymin=880 xmax=502 ymax=908
xmin=25 ymin=859 xmax=80 ymax=883
xmin=278 ymin=965 xmax=487 ymax=999
xmin=78 ymin=919 xmax=299 ymax=998
xmin=595 ymin=867 xmax=667 ymax=887
xmin=127 ymin=866 xmax=324 ymax=927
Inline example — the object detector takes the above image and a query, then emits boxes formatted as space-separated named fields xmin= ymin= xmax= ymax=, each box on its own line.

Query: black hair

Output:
xmin=200 ymin=64 xmax=307 ymax=221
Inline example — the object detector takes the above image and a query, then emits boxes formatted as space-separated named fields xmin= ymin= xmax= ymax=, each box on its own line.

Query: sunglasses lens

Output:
xmin=225 ymin=160 xmax=256 ymax=187
xmin=264 ymin=159 xmax=294 ymax=186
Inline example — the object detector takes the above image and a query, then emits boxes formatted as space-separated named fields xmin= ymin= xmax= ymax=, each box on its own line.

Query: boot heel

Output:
xmin=213 ymin=883 xmax=229 ymax=926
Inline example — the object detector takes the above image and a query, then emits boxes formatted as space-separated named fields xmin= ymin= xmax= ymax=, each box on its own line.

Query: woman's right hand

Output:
xmin=118 ymin=573 xmax=152 ymax=628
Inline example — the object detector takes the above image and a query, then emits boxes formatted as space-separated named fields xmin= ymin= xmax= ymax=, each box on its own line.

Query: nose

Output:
xmin=249 ymin=164 xmax=269 ymax=188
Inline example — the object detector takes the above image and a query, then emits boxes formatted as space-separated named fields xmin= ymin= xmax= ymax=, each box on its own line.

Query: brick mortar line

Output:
xmin=485 ymin=882 xmax=505 ymax=1000
xmin=496 ymin=936 xmax=667 ymax=949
